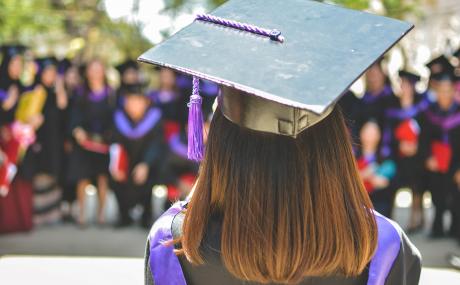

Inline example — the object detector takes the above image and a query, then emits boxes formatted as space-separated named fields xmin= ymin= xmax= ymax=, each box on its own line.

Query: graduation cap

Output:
xmin=398 ymin=70 xmax=420 ymax=84
xmin=0 ymin=44 xmax=27 ymax=59
xmin=119 ymin=83 xmax=147 ymax=97
xmin=35 ymin=57 xmax=58 ymax=72
xmin=116 ymin=59 xmax=139 ymax=75
xmin=138 ymin=0 xmax=413 ymax=161
xmin=453 ymin=48 xmax=460 ymax=58
xmin=58 ymin=58 xmax=73 ymax=75
xmin=426 ymin=55 xmax=454 ymax=78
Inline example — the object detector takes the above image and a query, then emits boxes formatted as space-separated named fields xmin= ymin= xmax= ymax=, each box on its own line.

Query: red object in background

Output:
xmin=109 ymin=144 xmax=129 ymax=182
xmin=0 ymin=154 xmax=17 ymax=197
xmin=163 ymin=121 xmax=180 ymax=141
xmin=0 ymin=178 xmax=33 ymax=234
xmin=431 ymin=141 xmax=452 ymax=174
xmin=80 ymin=139 xmax=110 ymax=154
xmin=357 ymin=158 xmax=374 ymax=193
xmin=395 ymin=119 xmax=420 ymax=143
xmin=167 ymin=173 xmax=197 ymax=202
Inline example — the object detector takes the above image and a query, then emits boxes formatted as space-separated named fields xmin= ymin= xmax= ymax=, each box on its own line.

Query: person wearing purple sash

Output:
xmin=110 ymin=83 xmax=166 ymax=228
xmin=381 ymin=70 xmax=428 ymax=231
xmin=356 ymin=59 xmax=394 ymax=131
xmin=419 ymin=68 xmax=460 ymax=239
xmin=139 ymin=0 xmax=420 ymax=284
xmin=67 ymin=59 xmax=115 ymax=227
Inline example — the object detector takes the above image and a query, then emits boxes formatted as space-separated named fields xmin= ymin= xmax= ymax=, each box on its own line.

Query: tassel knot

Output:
xmin=187 ymin=77 xmax=204 ymax=161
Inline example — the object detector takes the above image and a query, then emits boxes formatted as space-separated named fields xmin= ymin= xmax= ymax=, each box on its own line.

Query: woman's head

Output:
xmin=182 ymin=106 xmax=377 ymax=284
xmin=435 ymin=78 xmax=455 ymax=110
xmin=360 ymin=120 xmax=381 ymax=151
xmin=158 ymin=67 xmax=176 ymax=90
xmin=400 ymin=77 xmax=415 ymax=100
xmin=85 ymin=59 xmax=106 ymax=86
xmin=365 ymin=62 xmax=386 ymax=93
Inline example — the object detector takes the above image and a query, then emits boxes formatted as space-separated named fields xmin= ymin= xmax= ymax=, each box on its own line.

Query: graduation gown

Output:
xmin=24 ymin=85 xmax=63 ymax=177
xmin=418 ymin=102 xmax=460 ymax=236
xmin=381 ymin=94 xmax=429 ymax=193
xmin=356 ymin=85 xmax=393 ymax=129
xmin=144 ymin=202 xmax=421 ymax=285
xmin=67 ymin=86 xmax=115 ymax=181
xmin=111 ymin=107 xmax=166 ymax=223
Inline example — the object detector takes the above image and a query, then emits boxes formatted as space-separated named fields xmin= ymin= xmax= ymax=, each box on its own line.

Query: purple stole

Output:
xmin=381 ymin=98 xmax=429 ymax=157
xmin=425 ymin=104 xmax=460 ymax=143
xmin=114 ymin=108 xmax=161 ymax=139
xmin=0 ymin=89 xmax=7 ymax=101
xmin=148 ymin=203 xmax=401 ymax=285
xmin=385 ymin=99 xmax=429 ymax=121
xmin=362 ymin=85 xmax=392 ymax=104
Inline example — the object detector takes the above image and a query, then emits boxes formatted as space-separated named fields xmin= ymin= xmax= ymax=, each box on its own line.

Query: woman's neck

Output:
xmin=89 ymin=81 xmax=105 ymax=93
xmin=400 ymin=94 xmax=413 ymax=108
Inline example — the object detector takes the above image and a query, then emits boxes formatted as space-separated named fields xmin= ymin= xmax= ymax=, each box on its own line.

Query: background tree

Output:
xmin=0 ymin=0 xmax=150 ymax=63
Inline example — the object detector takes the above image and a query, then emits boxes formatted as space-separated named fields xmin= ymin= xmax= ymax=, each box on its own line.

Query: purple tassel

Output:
xmin=187 ymin=77 xmax=204 ymax=161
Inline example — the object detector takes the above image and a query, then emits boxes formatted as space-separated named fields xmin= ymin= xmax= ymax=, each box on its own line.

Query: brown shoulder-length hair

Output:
xmin=181 ymin=106 xmax=377 ymax=284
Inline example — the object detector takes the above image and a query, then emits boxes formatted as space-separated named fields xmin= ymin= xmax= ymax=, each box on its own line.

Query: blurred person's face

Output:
xmin=124 ymin=94 xmax=149 ymax=121
xmin=122 ymin=68 xmax=139 ymax=85
xmin=86 ymin=60 xmax=105 ymax=85
xmin=8 ymin=55 xmax=23 ymax=80
xmin=65 ymin=66 xmax=81 ymax=90
xmin=41 ymin=66 xmax=57 ymax=87
xmin=436 ymin=80 xmax=455 ymax=110
xmin=159 ymin=68 xmax=176 ymax=90
xmin=400 ymin=78 xmax=414 ymax=100
xmin=365 ymin=64 xmax=385 ymax=93
xmin=360 ymin=121 xmax=381 ymax=151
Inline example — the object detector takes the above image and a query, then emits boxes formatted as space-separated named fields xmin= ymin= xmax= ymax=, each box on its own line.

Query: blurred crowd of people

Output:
xmin=338 ymin=49 xmax=460 ymax=245
xmin=0 ymin=44 xmax=218 ymax=231
xmin=1 ymin=42 xmax=460 ymax=246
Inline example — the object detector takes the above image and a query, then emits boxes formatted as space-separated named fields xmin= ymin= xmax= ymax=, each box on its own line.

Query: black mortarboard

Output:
xmin=116 ymin=59 xmax=139 ymax=75
xmin=119 ymin=83 xmax=147 ymax=97
xmin=138 ymin=0 xmax=412 ymax=160
xmin=431 ymin=69 xmax=455 ymax=83
xmin=398 ymin=70 xmax=420 ymax=84
xmin=426 ymin=55 xmax=454 ymax=77
xmin=58 ymin=58 xmax=73 ymax=75
xmin=453 ymin=48 xmax=460 ymax=58
xmin=0 ymin=44 xmax=27 ymax=59
xmin=36 ymin=57 xmax=58 ymax=72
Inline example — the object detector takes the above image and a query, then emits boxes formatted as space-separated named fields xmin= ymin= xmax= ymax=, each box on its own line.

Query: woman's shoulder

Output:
xmin=371 ymin=212 xmax=422 ymax=285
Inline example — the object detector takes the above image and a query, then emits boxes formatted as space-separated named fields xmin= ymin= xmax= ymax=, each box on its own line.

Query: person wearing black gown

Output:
xmin=24 ymin=57 xmax=68 ymax=225
xmin=419 ymin=68 xmax=460 ymax=238
xmin=68 ymin=59 xmax=115 ymax=227
xmin=58 ymin=58 xmax=81 ymax=222
xmin=110 ymin=83 xmax=165 ymax=228
xmin=356 ymin=60 xmax=393 ymax=132
xmin=381 ymin=70 xmax=429 ymax=232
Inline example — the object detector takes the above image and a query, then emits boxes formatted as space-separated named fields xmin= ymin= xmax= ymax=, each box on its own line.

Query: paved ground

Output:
xmin=0 ymin=190 xmax=459 ymax=284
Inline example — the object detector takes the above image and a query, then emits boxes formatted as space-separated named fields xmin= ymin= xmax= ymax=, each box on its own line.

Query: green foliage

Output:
xmin=162 ymin=0 xmax=419 ymax=19
xmin=0 ymin=0 xmax=150 ymax=63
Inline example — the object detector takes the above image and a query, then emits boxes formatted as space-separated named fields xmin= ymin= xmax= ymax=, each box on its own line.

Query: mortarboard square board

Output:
xmin=139 ymin=0 xmax=412 ymax=137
